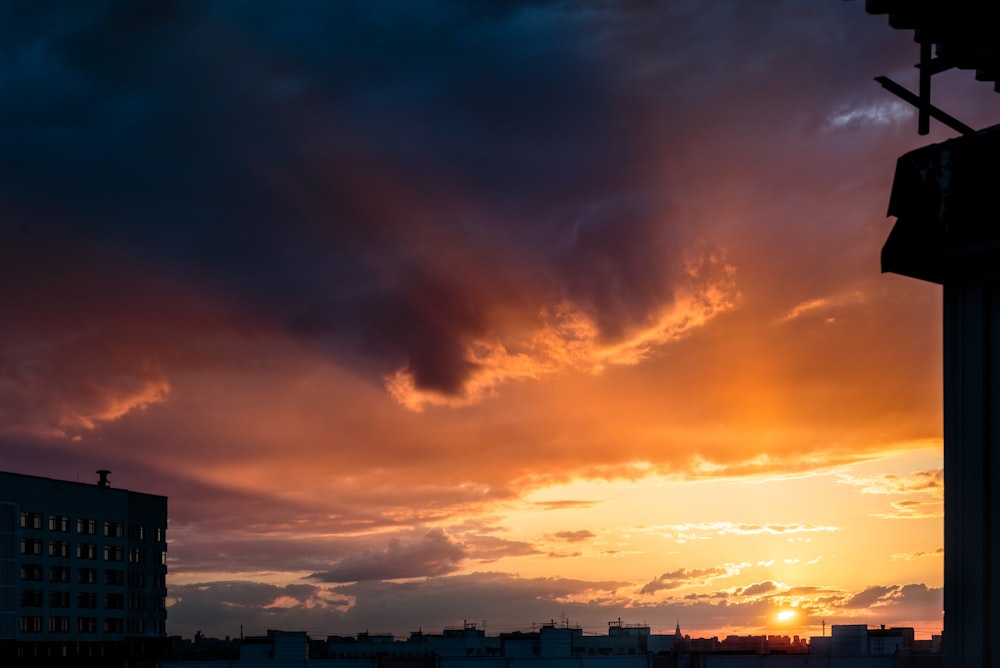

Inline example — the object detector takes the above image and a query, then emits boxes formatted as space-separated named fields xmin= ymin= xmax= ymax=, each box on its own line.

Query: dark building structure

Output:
xmin=0 ymin=470 xmax=169 ymax=666
xmin=868 ymin=2 xmax=1000 ymax=667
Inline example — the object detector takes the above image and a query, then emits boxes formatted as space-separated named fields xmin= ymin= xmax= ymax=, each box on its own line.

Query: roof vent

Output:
xmin=96 ymin=470 xmax=111 ymax=487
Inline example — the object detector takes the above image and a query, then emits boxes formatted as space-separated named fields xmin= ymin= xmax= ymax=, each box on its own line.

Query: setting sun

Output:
xmin=777 ymin=610 xmax=797 ymax=623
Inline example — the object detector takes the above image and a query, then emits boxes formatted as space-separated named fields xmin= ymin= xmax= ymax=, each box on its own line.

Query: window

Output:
xmin=49 ymin=616 xmax=71 ymax=633
xmin=77 ymin=617 xmax=97 ymax=634
xmin=76 ymin=518 xmax=96 ymax=535
xmin=49 ymin=540 xmax=71 ymax=558
xmin=49 ymin=591 xmax=70 ymax=608
xmin=20 ymin=512 xmax=42 ymax=530
xmin=19 ymin=616 xmax=43 ymax=633
xmin=154 ymin=527 xmax=165 ymax=542
xmin=130 ymin=524 xmax=145 ymax=541
xmin=129 ymin=593 xmax=146 ymax=610
xmin=128 ymin=618 xmax=146 ymax=634
xmin=160 ymin=550 xmax=168 ymax=565
xmin=77 ymin=542 xmax=97 ymax=560
xmin=103 ymin=545 xmax=124 ymax=562
xmin=78 ymin=592 xmax=97 ymax=609
xmin=20 ymin=564 xmax=43 ymax=581
xmin=78 ymin=567 xmax=97 ymax=584
xmin=104 ymin=521 xmax=123 ymax=537
xmin=103 ymin=617 xmax=123 ymax=633
xmin=105 ymin=569 xmax=124 ymax=586
xmin=19 ymin=538 xmax=42 ymax=555
xmin=49 ymin=566 xmax=70 ymax=583
xmin=48 ymin=515 xmax=70 ymax=532
xmin=129 ymin=572 xmax=147 ymax=588
xmin=20 ymin=590 xmax=43 ymax=607
xmin=128 ymin=547 xmax=145 ymax=564
xmin=104 ymin=593 xmax=124 ymax=609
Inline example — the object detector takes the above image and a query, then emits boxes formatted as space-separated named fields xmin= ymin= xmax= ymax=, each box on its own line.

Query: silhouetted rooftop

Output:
xmin=867 ymin=0 xmax=1000 ymax=91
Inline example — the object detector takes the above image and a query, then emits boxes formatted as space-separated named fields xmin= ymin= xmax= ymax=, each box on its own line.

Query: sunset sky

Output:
xmin=3 ymin=0 xmax=998 ymax=643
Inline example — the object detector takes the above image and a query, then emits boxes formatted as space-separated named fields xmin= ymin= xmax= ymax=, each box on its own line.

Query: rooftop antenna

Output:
xmin=868 ymin=2 xmax=998 ymax=137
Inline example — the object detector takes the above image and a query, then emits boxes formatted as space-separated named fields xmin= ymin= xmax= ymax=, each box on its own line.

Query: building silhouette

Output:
xmin=171 ymin=622 xmax=939 ymax=667
xmin=0 ymin=470 xmax=169 ymax=666
xmin=866 ymin=2 xmax=1000 ymax=664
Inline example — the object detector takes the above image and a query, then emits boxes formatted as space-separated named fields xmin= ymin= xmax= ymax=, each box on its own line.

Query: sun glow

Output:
xmin=776 ymin=609 xmax=797 ymax=622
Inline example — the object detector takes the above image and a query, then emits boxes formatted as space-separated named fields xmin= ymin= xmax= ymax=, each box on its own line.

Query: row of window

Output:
xmin=20 ymin=615 xmax=125 ymax=634
xmin=20 ymin=590 xmax=164 ymax=611
xmin=21 ymin=540 xmax=165 ymax=564
xmin=19 ymin=544 xmax=165 ymax=564
xmin=20 ymin=512 xmax=164 ymax=541
xmin=21 ymin=591 xmax=124 ymax=609
xmin=19 ymin=614 xmax=166 ymax=636
xmin=20 ymin=565 xmax=167 ymax=585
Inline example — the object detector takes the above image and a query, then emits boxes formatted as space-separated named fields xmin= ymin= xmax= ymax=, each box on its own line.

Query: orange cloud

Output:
xmin=639 ymin=566 xmax=741 ymax=595
xmin=385 ymin=248 xmax=739 ymax=411
xmin=837 ymin=469 xmax=943 ymax=497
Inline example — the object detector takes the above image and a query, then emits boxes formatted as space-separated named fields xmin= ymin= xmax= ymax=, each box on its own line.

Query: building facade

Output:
xmin=0 ymin=470 xmax=168 ymax=665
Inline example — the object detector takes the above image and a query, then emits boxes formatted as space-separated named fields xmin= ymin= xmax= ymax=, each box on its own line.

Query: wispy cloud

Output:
xmin=549 ymin=530 xmax=596 ymax=543
xmin=891 ymin=548 xmax=943 ymax=562
xmin=646 ymin=522 xmax=838 ymax=543
xmin=531 ymin=500 xmax=602 ymax=511
xmin=837 ymin=469 xmax=943 ymax=496
xmin=464 ymin=535 xmax=541 ymax=562
xmin=872 ymin=500 xmax=943 ymax=520
xmin=838 ymin=469 xmax=943 ymax=519
xmin=774 ymin=290 xmax=866 ymax=325
xmin=825 ymin=100 xmax=914 ymax=130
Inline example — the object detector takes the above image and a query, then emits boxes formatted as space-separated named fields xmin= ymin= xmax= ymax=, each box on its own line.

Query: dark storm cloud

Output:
xmin=0 ymin=0 xmax=751 ymax=415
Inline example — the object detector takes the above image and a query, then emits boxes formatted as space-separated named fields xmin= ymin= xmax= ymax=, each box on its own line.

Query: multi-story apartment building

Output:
xmin=0 ymin=470 xmax=168 ymax=665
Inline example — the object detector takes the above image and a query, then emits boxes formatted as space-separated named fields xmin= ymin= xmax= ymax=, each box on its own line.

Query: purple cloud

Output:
xmin=310 ymin=529 xmax=466 ymax=582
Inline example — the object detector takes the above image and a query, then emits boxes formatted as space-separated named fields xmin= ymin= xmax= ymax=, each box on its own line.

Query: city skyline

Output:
xmin=3 ymin=1 xmax=996 ymax=642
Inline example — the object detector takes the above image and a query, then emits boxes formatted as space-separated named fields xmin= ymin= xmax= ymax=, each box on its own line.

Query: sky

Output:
xmin=3 ymin=0 xmax=998 ymax=643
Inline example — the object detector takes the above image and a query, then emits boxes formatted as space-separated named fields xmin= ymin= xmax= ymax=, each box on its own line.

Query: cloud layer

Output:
xmin=165 ymin=571 xmax=942 ymax=641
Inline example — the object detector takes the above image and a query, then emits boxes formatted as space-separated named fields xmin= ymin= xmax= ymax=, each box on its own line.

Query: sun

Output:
xmin=777 ymin=609 xmax=797 ymax=622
